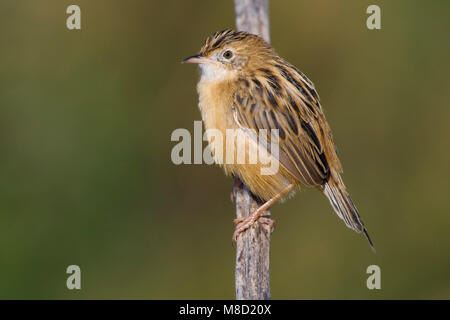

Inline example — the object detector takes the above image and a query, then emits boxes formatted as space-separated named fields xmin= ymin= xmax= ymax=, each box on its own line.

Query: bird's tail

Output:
xmin=322 ymin=173 xmax=375 ymax=252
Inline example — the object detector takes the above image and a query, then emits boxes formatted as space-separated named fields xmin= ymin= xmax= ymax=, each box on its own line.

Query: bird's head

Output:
xmin=183 ymin=29 xmax=275 ymax=81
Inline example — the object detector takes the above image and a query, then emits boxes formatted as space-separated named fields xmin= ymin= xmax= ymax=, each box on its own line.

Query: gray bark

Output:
xmin=233 ymin=0 xmax=271 ymax=300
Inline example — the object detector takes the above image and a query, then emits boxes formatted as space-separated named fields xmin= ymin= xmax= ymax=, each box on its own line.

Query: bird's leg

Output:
xmin=233 ymin=183 xmax=295 ymax=242
xmin=230 ymin=176 xmax=244 ymax=202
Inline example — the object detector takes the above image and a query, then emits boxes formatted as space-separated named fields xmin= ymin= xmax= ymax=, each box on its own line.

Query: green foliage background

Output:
xmin=0 ymin=0 xmax=449 ymax=299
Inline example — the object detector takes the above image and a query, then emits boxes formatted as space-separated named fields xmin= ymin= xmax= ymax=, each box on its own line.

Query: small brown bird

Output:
xmin=183 ymin=30 xmax=374 ymax=251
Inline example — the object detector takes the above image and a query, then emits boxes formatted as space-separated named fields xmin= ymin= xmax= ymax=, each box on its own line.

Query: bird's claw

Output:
xmin=232 ymin=215 xmax=275 ymax=243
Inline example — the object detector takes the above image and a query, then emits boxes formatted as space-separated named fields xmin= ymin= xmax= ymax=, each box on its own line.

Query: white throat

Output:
xmin=199 ymin=63 xmax=235 ymax=82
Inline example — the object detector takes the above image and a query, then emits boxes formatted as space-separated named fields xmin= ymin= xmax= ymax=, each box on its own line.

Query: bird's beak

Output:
xmin=182 ymin=54 xmax=209 ymax=64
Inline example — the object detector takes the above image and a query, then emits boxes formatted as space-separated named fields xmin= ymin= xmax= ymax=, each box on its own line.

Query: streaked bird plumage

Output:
xmin=184 ymin=29 xmax=374 ymax=251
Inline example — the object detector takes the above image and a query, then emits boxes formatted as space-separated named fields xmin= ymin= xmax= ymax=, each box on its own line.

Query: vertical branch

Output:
xmin=233 ymin=0 xmax=271 ymax=300
xmin=234 ymin=0 xmax=270 ymax=43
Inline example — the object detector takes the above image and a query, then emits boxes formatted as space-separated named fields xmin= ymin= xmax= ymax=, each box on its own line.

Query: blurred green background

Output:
xmin=0 ymin=0 xmax=449 ymax=299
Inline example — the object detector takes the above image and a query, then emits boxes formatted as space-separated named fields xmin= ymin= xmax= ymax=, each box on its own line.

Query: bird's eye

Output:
xmin=223 ymin=50 xmax=234 ymax=60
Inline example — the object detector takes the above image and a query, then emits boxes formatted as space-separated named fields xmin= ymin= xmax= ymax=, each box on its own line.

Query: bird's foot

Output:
xmin=232 ymin=215 xmax=275 ymax=243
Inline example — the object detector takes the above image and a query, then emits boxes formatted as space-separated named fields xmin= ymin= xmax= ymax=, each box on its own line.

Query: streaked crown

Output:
xmin=197 ymin=29 xmax=276 ymax=71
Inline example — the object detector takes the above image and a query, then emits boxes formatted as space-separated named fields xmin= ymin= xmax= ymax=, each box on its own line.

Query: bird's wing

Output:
xmin=232 ymin=63 xmax=341 ymax=186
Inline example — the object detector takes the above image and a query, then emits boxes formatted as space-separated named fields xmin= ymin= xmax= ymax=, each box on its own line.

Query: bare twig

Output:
xmin=233 ymin=0 xmax=271 ymax=300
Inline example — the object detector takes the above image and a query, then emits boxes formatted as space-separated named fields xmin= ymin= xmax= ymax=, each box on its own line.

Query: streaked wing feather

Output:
xmin=232 ymin=66 xmax=336 ymax=186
